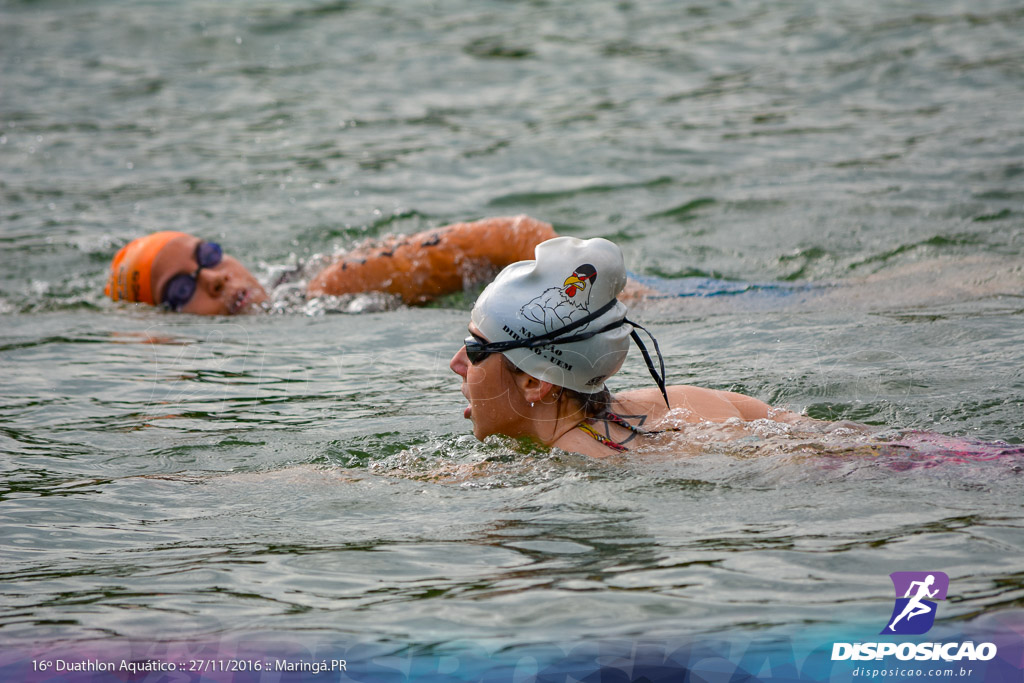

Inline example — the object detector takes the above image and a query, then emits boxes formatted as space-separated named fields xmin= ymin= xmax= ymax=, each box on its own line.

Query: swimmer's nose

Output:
xmin=450 ymin=346 xmax=468 ymax=378
xmin=198 ymin=268 xmax=229 ymax=296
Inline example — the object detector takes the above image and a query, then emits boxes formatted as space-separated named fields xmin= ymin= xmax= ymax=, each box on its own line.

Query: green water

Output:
xmin=1 ymin=0 xmax=1022 ymax=654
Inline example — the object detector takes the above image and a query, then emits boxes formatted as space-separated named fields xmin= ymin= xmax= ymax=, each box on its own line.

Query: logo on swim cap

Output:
xmin=519 ymin=263 xmax=598 ymax=334
xmin=882 ymin=572 xmax=948 ymax=635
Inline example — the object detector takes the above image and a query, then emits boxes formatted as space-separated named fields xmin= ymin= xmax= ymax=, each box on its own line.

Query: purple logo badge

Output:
xmin=881 ymin=572 xmax=949 ymax=635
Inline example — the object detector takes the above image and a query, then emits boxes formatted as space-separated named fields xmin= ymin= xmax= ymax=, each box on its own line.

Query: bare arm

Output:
xmin=307 ymin=215 xmax=556 ymax=304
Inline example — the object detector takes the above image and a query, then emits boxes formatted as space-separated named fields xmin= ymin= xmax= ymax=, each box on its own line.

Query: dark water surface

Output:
xmin=1 ymin=0 xmax=1022 ymax=662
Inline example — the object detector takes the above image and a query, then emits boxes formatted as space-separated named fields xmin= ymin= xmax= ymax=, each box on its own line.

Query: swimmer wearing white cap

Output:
xmin=450 ymin=236 xmax=791 ymax=457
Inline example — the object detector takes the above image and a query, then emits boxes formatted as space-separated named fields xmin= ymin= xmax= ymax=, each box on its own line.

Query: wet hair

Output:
xmin=501 ymin=356 xmax=612 ymax=419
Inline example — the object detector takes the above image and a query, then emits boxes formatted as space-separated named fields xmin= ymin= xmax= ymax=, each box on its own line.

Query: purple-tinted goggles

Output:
xmin=161 ymin=241 xmax=223 ymax=311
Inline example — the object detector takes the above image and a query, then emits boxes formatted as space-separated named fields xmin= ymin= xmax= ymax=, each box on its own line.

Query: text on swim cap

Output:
xmin=502 ymin=324 xmax=574 ymax=372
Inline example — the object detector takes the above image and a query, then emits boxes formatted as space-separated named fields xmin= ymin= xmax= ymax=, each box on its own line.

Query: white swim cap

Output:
xmin=471 ymin=236 xmax=632 ymax=393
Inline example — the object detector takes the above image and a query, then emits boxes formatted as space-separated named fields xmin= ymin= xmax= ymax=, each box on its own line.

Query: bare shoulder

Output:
xmin=615 ymin=385 xmax=778 ymax=424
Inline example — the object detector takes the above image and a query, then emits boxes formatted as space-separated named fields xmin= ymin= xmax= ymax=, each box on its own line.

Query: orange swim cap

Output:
xmin=105 ymin=231 xmax=189 ymax=304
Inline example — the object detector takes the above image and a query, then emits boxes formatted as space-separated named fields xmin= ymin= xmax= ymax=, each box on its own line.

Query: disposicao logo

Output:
xmin=882 ymin=571 xmax=948 ymax=635
xmin=831 ymin=571 xmax=998 ymax=663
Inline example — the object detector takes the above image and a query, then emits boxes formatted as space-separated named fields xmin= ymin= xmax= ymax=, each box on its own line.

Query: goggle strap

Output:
xmin=625 ymin=318 xmax=670 ymax=409
xmin=476 ymin=298 xmax=620 ymax=353
xmin=470 ymin=300 xmax=672 ymax=407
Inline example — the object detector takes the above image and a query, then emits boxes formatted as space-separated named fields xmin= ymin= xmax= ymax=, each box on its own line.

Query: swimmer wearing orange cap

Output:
xmin=105 ymin=231 xmax=270 ymax=315
xmin=105 ymin=216 xmax=557 ymax=315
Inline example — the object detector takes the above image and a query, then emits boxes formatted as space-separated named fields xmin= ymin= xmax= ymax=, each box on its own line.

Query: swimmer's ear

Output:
xmin=514 ymin=373 xmax=557 ymax=405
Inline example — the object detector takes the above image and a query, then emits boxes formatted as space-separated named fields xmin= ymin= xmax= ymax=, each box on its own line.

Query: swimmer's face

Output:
xmin=450 ymin=323 xmax=530 ymax=441
xmin=150 ymin=235 xmax=268 ymax=315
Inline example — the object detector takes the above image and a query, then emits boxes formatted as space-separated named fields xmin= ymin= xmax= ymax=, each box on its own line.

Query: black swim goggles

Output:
xmin=160 ymin=241 xmax=223 ymax=311
xmin=463 ymin=298 xmax=671 ymax=407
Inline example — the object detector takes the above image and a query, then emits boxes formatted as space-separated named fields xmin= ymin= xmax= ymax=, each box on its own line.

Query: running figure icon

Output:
xmin=882 ymin=571 xmax=949 ymax=635
xmin=888 ymin=575 xmax=938 ymax=631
